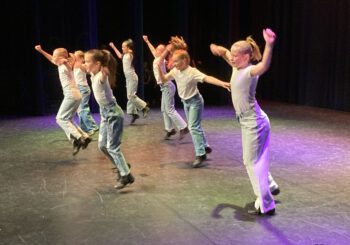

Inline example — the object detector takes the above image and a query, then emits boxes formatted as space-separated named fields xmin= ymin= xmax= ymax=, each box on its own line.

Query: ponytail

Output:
xmin=102 ymin=50 xmax=117 ymax=89
xmin=86 ymin=49 xmax=117 ymax=89
xmin=246 ymin=36 xmax=262 ymax=62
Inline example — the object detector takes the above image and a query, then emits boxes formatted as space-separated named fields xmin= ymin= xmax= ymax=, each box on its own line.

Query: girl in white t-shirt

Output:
xmin=158 ymin=49 xmax=230 ymax=168
xmin=34 ymin=45 xmax=91 ymax=155
xmin=109 ymin=39 xmax=150 ymax=124
xmin=84 ymin=49 xmax=134 ymax=189
xmin=210 ymin=28 xmax=279 ymax=215
xmin=143 ymin=35 xmax=188 ymax=140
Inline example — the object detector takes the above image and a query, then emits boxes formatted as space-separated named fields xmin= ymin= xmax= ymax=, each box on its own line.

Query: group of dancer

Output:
xmin=35 ymin=28 xmax=280 ymax=216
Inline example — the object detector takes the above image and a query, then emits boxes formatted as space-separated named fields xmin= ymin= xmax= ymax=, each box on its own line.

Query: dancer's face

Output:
xmin=172 ymin=53 xmax=189 ymax=71
xmin=84 ymin=53 xmax=100 ymax=74
xmin=230 ymin=46 xmax=249 ymax=69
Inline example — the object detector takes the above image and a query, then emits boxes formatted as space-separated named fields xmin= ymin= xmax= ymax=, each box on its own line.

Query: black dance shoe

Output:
xmin=164 ymin=129 xmax=177 ymax=140
xmin=248 ymin=208 xmax=275 ymax=216
xmin=114 ymin=173 xmax=135 ymax=189
xmin=179 ymin=127 xmax=189 ymax=140
xmin=192 ymin=154 xmax=207 ymax=168
xmin=205 ymin=146 xmax=212 ymax=154
xmin=130 ymin=114 xmax=140 ymax=124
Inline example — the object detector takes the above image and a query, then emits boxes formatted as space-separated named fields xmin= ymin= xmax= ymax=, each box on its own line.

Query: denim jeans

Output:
xmin=56 ymin=90 xmax=88 ymax=141
xmin=125 ymin=73 xmax=147 ymax=115
xmin=238 ymin=107 xmax=275 ymax=213
xmin=98 ymin=102 xmax=130 ymax=176
xmin=77 ymin=85 xmax=98 ymax=133
xmin=182 ymin=93 xmax=208 ymax=157
xmin=161 ymin=81 xmax=187 ymax=131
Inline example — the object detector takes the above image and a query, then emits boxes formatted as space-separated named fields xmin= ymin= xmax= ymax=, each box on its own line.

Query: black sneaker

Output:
xmin=72 ymin=138 xmax=82 ymax=156
xmin=271 ymin=187 xmax=280 ymax=196
xmin=81 ymin=137 xmax=92 ymax=149
xmin=114 ymin=173 xmax=135 ymax=189
xmin=142 ymin=106 xmax=150 ymax=118
xmin=248 ymin=208 xmax=275 ymax=216
xmin=192 ymin=154 xmax=207 ymax=168
xmin=164 ymin=129 xmax=176 ymax=140
xmin=112 ymin=163 xmax=131 ymax=181
xmin=205 ymin=146 xmax=212 ymax=154
xmin=179 ymin=127 xmax=189 ymax=140
xmin=130 ymin=114 xmax=140 ymax=124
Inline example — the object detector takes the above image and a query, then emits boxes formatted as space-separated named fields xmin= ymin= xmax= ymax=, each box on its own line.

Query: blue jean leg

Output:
xmin=98 ymin=103 xmax=130 ymax=176
xmin=182 ymin=94 xmax=206 ymax=156
xmin=78 ymin=85 xmax=98 ymax=132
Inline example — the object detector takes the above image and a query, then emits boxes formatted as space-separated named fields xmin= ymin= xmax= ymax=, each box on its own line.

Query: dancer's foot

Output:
xmin=164 ymin=129 xmax=176 ymax=140
xmin=179 ymin=127 xmax=189 ymax=140
xmin=192 ymin=154 xmax=207 ymax=168
xmin=130 ymin=114 xmax=140 ymax=124
xmin=114 ymin=173 xmax=135 ymax=189
xmin=142 ymin=106 xmax=150 ymax=118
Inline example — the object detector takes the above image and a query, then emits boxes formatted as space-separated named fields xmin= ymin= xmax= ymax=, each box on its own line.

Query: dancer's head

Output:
xmin=230 ymin=36 xmax=261 ymax=68
xmin=84 ymin=49 xmax=117 ymax=88
xmin=172 ymin=49 xmax=190 ymax=71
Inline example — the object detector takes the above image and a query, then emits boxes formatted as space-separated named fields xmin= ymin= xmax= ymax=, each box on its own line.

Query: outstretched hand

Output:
xmin=34 ymin=45 xmax=42 ymax=51
xmin=109 ymin=42 xmax=116 ymax=48
xmin=263 ymin=28 xmax=276 ymax=45
xmin=142 ymin=35 xmax=148 ymax=42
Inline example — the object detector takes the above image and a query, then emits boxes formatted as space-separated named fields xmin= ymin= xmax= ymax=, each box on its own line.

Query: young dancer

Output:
xmin=84 ymin=49 xmax=134 ymax=189
xmin=143 ymin=35 xmax=188 ymax=140
xmin=109 ymin=39 xmax=150 ymax=124
xmin=73 ymin=50 xmax=99 ymax=135
xmin=34 ymin=45 xmax=91 ymax=155
xmin=210 ymin=28 xmax=280 ymax=215
xmin=158 ymin=49 xmax=230 ymax=168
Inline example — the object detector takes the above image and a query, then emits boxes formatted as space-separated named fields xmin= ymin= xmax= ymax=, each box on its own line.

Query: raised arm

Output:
xmin=203 ymin=76 xmax=231 ymax=91
xmin=109 ymin=42 xmax=123 ymax=59
xmin=143 ymin=35 xmax=157 ymax=58
xmin=210 ymin=44 xmax=232 ymax=66
xmin=34 ymin=45 xmax=55 ymax=65
xmin=250 ymin=28 xmax=276 ymax=77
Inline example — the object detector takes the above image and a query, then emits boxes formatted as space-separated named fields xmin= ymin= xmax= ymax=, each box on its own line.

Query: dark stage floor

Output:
xmin=1 ymin=101 xmax=350 ymax=245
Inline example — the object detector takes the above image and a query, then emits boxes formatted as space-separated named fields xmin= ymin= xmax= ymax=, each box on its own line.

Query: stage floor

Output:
xmin=1 ymin=101 xmax=350 ymax=244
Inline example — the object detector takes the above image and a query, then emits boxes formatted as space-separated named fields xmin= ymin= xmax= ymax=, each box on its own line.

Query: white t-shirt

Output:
xmin=122 ymin=53 xmax=136 ymax=76
xmin=58 ymin=64 xmax=77 ymax=89
xmin=90 ymin=71 xmax=116 ymax=106
xmin=57 ymin=65 xmax=80 ymax=99
xmin=73 ymin=68 xmax=88 ymax=87
xmin=153 ymin=57 xmax=168 ymax=85
xmin=168 ymin=66 xmax=206 ymax=100
xmin=230 ymin=65 xmax=259 ymax=115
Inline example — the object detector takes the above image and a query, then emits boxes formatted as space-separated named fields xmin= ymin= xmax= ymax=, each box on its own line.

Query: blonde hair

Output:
xmin=173 ymin=49 xmax=190 ymax=63
xmin=232 ymin=36 xmax=262 ymax=62
xmin=74 ymin=50 xmax=85 ymax=59
xmin=53 ymin=48 xmax=68 ymax=59
xmin=85 ymin=49 xmax=117 ymax=89
xmin=169 ymin=36 xmax=188 ymax=50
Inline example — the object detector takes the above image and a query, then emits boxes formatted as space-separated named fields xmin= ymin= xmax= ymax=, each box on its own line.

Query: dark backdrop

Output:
xmin=1 ymin=0 xmax=349 ymax=116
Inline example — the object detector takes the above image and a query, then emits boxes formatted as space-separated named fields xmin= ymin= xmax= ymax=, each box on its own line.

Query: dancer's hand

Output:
xmin=263 ymin=28 xmax=276 ymax=45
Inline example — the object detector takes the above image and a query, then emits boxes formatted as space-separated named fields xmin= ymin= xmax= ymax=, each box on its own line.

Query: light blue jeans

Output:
xmin=98 ymin=102 xmax=130 ymax=176
xmin=238 ymin=107 xmax=276 ymax=213
xmin=125 ymin=72 xmax=147 ymax=115
xmin=56 ymin=90 xmax=88 ymax=141
xmin=161 ymin=81 xmax=187 ymax=131
xmin=77 ymin=85 xmax=99 ymax=133
xmin=182 ymin=93 xmax=208 ymax=157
